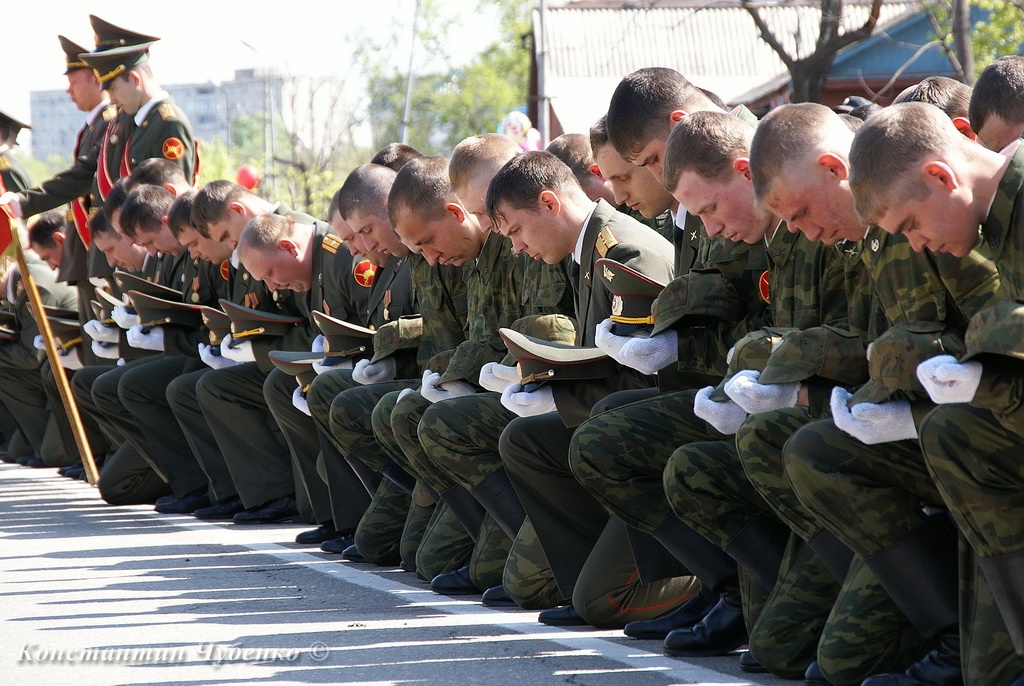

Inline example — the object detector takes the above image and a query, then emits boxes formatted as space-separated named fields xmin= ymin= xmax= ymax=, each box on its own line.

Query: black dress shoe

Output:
xmin=804 ymin=660 xmax=829 ymax=685
xmin=193 ymin=495 xmax=245 ymax=520
xmin=0 ymin=452 xmax=19 ymax=463
xmin=482 ymin=584 xmax=516 ymax=607
xmin=860 ymin=635 xmax=962 ymax=686
xmin=538 ymin=605 xmax=589 ymax=627
xmin=624 ymin=591 xmax=716 ymax=639
xmin=155 ymin=488 xmax=210 ymax=514
xmin=232 ymin=496 xmax=299 ymax=524
xmin=341 ymin=544 xmax=366 ymax=562
xmin=23 ymin=457 xmax=46 ymax=468
xmin=295 ymin=523 xmax=338 ymax=544
xmin=663 ymin=597 xmax=747 ymax=657
xmin=430 ymin=565 xmax=479 ymax=595
xmin=740 ymin=650 xmax=768 ymax=673
xmin=319 ymin=535 xmax=355 ymax=554
xmin=15 ymin=455 xmax=39 ymax=466
xmin=399 ymin=560 xmax=415 ymax=573
xmin=154 ymin=493 xmax=177 ymax=506
xmin=58 ymin=463 xmax=82 ymax=477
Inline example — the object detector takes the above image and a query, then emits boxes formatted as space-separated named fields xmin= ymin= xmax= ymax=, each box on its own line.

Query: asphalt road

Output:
xmin=0 ymin=464 xmax=790 ymax=686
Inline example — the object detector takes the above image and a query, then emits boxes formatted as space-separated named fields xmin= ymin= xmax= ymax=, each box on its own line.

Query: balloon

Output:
xmin=236 ymin=164 xmax=260 ymax=190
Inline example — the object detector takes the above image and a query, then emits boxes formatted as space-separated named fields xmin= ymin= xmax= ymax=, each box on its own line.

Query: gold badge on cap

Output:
xmin=603 ymin=265 xmax=614 ymax=282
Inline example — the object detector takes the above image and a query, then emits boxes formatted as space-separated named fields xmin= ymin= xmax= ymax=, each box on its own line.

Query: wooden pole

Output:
xmin=1 ymin=207 xmax=100 ymax=485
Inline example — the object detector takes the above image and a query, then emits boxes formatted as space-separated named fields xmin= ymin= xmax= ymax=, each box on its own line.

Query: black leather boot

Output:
xmin=652 ymin=516 xmax=741 ymax=596
xmin=860 ymin=634 xmax=963 ymax=686
xmin=807 ymin=528 xmax=855 ymax=583
xmin=724 ymin=516 xmax=790 ymax=591
xmin=978 ymin=548 xmax=1024 ymax=655
xmin=663 ymin=593 xmax=747 ymax=657
xmin=624 ymin=587 xmax=717 ymax=639
xmin=379 ymin=459 xmax=417 ymax=496
xmin=471 ymin=468 xmax=527 ymax=540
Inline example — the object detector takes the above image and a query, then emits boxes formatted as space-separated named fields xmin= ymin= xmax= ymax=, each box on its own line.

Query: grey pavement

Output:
xmin=0 ymin=464 xmax=789 ymax=686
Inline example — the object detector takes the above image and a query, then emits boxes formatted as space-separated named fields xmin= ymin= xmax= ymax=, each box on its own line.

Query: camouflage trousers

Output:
xmin=958 ymin=532 xmax=1021 ymax=685
xmin=920 ymin=403 xmax=1024 ymax=560
xmin=373 ymin=389 xmax=506 ymax=586
xmin=418 ymin=392 xmax=563 ymax=608
xmin=418 ymin=392 xmax=513 ymax=492
xmin=400 ymin=482 xmax=434 ymax=569
xmin=737 ymin=409 xmax=924 ymax=685
xmin=784 ymin=419 xmax=945 ymax=557
xmin=352 ymin=475 xmax=406 ymax=566
xmin=664 ymin=436 xmax=834 ymax=678
xmin=569 ymin=389 xmax=721 ymax=534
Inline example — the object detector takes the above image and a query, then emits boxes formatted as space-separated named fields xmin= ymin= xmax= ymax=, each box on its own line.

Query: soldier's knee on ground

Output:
xmin=400 ymin=483 xmax=436 ymax=569
xmin=503 ymin=519 xmax=565 ymax=610
xmin=354 ymin=479 xmax=410 ymax=566
xmin=415 ymin=500 xmax=473 ymax=581
xmin=468 ymin=514 xmax=512 ymax=591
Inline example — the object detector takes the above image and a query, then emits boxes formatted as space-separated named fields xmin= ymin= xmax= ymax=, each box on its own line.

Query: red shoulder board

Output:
xmin=758 ymin=270 xmax=770 ymax=303
xmin=353 ymin=259 xmax=376 ymax=288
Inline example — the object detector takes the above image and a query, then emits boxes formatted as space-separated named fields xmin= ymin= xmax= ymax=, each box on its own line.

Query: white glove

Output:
xmin=352 ymin=357 xmax=397 ymax=385
xmin=111 ymin=305 xmax=139 ymax=330
xmin=500 ymin=381 xmax=557 ymax=417
xmin=616 ymin=330 xmax=679 ymax=375
xmin=831 ymin=386 xmax=918 ymax=445
xmin=33 ymin=335 xmax=45 ymax=351
xmin=693 ymin=386 xmax=747 ymax=435
xmin=92 ymin=340 xmax=120 ymax=359
xmin=311 ymin=334 xmax=325 ymax=354
xmin=397 ymin=387 xmax=415 ymax=402
xmin=84 ymin=319 xmax=119 ymax=343
xmin=58 ymin=349 xmax=84 ymax=370
xmin=116 ymin=357 xmax=125 ymax=366
xmin=291 ymin=386 xmax=311 ymax=416
xmin=479 ymin=362 xmax=519 ymax=393
xmin=198 ymin=343 xmax=241 ymax=370
xmin=420 ymin=369 xmax=476 ymax=403
xmin=595 ymin=318 xmax=632 ymax=359
xmin=220 ymin=334 xmax=255 ymax=363
xmin=127 ymin=325 xmax=165 ymax=351
xmin=916 ymin=354 xmax=983 ymax=404
xmin=0 ymin=191 xmax=23 ymax=218
xmin=725 ymin=369 xmax=800 ymax=414
xmin=312 ymin=357 xmax=354 ymax=375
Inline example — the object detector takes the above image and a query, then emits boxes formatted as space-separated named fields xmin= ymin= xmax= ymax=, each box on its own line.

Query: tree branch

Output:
xmin=829 ymin=0 xmax=884 ymax=53
xmin=741 ymin=0 xmax=796 ymax=70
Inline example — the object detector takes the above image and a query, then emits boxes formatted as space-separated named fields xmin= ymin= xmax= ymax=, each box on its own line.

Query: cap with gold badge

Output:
xmin=59 ymin=35 xmax=90 ymax=75
xmin=499 ymin=328 xmax=618 ymax=393
xmin=268 ymin=350 xmax=322 ymax=393
xmin=595 ymin=258 xmax=665 ymax=336
xmin=79 ymin=15 xmax=159 ymax=90
xmin=219 ymin=298 xmax=304 ymax=344
xmin=125 ymin=291 xmax=203 ymax=330
xmin=200 ymin=306 xmax=231 ymax=346
xmin=112 ymin=271 xmax=183 ymax=303
xmin=311 ymin=310 xmax=375 ymax=369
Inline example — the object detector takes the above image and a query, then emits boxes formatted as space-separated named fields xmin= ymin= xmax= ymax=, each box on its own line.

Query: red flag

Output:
xmin=0 ymin=176 xmax=13 ymax=258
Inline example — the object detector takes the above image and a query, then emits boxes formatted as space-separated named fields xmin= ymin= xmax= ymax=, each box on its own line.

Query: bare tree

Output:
xmin=741 ymin=0 xmax=885 ymax=102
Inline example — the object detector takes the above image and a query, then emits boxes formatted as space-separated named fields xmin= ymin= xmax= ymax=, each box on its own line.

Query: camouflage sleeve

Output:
xmin=970 ymin=362 xmax=1024 ymax=425
xmin=935 ymin=249 xmax=1006 ymax=324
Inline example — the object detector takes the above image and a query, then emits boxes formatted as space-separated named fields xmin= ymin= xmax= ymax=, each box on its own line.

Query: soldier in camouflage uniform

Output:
xmin=838 ymin=101 xmax=1024 ymax=685
xmin=777 ymin=102 xmax=1014 ymax=685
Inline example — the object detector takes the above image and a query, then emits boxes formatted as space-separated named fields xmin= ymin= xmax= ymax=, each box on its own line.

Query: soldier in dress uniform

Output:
xmin=0 ymin=107 xmax=32 ymax=193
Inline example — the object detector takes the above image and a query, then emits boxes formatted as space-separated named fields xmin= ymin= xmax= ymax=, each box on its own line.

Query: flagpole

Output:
xmin=1 ymin=204 xmax=100 ymax=485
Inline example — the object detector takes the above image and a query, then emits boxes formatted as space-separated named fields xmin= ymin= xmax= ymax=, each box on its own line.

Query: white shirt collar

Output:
xmin=572 ymin=202 xmax=599 ymax=264
xmin=230 ymin=247 xmax=241 ymax=269
xmin=87 ymin=101 xmax=107 ymax=126
xmin=134 ymin=91 xmax=170 ymax=126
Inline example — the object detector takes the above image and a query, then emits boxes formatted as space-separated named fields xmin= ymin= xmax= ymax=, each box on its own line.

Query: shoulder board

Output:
xmin=157 ymin=104 xmax=178 ymax=121
xmin=595 ymin=225 xmax=619 ymax=258
xmin=322 ymin=233 xmax=342 ymax=254
xmin=0 ymin=156 xmax=9 ymax=171
xmin=102 ymin=106 xmax=117 ymax=122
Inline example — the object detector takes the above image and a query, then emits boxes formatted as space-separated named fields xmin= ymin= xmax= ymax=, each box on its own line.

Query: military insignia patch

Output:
xmin=871 ymin=239 xmax=880 ymax=252
xmin=102 ymin=107 xmax=116 ymax=122
xmin=602 ymin=265 xmax=614 ymax=282
xmin=220 ymin=260 xmax=231 ymax=281
xmin=162 ymin=138 xmax=185 ymax=160
xmin=322 ymin=234 xmax=342 ymax=254
xmin=157 ymin=104 xmax=178 ymax=121
xmin=354 ymin=259 xmax=376 ymax=288
xmin=596 ymin=226 xmax=619 ymax=258
xmin=612 ymin=295 xmax=623 ymax=317
xmin=758 ymin=270 xmax=771 ymax=303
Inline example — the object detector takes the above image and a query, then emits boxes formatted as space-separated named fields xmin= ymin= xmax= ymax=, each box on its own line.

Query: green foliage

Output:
xmin=926 ymin=1 xmax=1024 ymax=75
xmin=364 ymin=0 xmax=533 ymax=155
xmin=19 ymin=154 xmax=65 ymax=188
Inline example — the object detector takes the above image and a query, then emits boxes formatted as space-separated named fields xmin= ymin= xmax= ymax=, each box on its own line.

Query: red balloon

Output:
xmin=236 ymin=164 xmax=260 ymax=190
